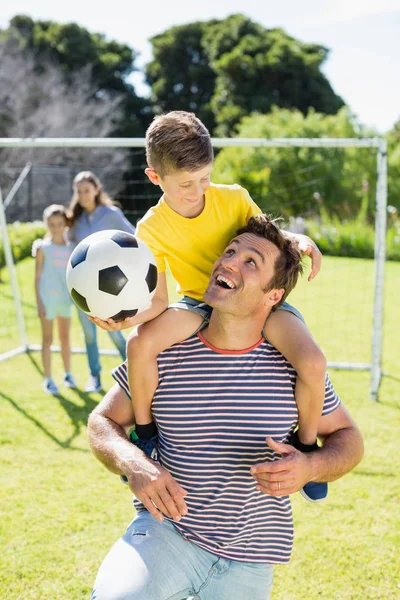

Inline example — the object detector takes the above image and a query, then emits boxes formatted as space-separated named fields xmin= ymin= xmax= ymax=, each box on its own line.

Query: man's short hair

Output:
xmin=236 ymin=215 xmax=303 ymax=309
xmin=145 ymin=111 xmax=214 ymax=177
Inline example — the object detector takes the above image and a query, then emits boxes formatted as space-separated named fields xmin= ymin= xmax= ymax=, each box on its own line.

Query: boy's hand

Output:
xmin=89 ymin=315 xmax=134 ymax=331
xmin=296 ymin=234 xmax=322 ymax=281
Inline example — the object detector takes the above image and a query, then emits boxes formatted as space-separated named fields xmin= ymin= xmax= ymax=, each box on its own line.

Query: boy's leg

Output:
xmin=126 ymin=306 xmax=205 ymax=442
xmin=263 ymin=306 xmax=328 ymax=502
xmin=264 ymin=308 xmax=326 ymax=445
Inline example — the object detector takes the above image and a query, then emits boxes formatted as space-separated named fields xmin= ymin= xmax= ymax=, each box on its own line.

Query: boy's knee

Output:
xmin=126 ymin=325 xmax=155 ymax=359
xmin=297 ymin=348 xmax=327 ymax=381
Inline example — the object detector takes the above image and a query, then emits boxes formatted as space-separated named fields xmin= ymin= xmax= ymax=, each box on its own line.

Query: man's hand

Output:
xmin=295 ymin=234 xmax=322 ymax=281
xmin=89 ymin=315 xmax=134 ymax=331
xmin=250 ymin=437 xmax=311 ymax=496
xmin=126 ymin=455 xmax=188 ymax=523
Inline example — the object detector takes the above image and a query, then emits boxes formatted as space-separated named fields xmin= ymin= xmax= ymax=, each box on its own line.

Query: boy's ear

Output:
xmin=145 ymin=168 xmax=161 ymax=185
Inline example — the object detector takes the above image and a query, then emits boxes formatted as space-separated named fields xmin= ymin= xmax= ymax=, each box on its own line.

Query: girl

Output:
xmin=68 ymin=171 xmax=135 ymax=393
xmin=33 ymin=204 xmax=77 ymax=395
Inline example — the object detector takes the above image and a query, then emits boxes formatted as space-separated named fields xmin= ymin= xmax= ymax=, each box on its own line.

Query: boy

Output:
xmin=93 ymin=111 xmax=327 ymax=502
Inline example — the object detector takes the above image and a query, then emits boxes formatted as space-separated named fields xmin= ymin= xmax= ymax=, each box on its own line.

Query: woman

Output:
xmin=68 ymin=171 xmax=135 ymax=392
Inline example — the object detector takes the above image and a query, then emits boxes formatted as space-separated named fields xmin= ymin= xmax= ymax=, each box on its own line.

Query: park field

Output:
xmin=0 ymin=256 xmax=399 ymax=599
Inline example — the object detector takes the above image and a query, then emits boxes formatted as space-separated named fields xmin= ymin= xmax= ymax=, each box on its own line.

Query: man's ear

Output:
xmin=145 ymin=168 xmax=161 ymax=186
xmin=264 ymin=289 xmax=285 ymax=309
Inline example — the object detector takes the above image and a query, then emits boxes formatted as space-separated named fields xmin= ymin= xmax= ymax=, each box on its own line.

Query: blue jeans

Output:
xmin=78 ymin=310 xmax=126 ymax=376
xmin=91 ymin=511 xmax=273 ymax=600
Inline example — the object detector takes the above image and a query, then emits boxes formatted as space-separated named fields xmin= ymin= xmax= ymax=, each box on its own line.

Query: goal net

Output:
xmin=0 ymin=137 xmax=387 ymax=400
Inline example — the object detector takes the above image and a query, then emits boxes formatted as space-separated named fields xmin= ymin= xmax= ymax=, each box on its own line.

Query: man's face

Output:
xmin=204 ymin=233 xmax=284 ymax=316
xmin=145 ymin=164 xmax=212 ymax=217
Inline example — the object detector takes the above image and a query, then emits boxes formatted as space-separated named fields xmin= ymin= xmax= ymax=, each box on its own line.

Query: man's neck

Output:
xmin=201 ymin=311 xmax=268 ymax=351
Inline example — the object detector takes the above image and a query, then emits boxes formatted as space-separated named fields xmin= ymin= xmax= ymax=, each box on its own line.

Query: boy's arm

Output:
xmin=91 ymin=271 xmax=169 ymax=331
xmin=283 ymin=230 xmax=322 ymax=280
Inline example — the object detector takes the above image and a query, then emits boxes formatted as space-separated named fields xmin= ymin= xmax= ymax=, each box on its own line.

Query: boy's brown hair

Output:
xmin=236 ymin=215 xmax=303 ymax=309
xmin=145 ymin=111 xmax=213 ymax=177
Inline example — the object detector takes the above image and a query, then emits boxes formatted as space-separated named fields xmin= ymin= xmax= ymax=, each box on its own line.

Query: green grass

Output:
xmin=0 ymin=257 xmax=399 ymax=599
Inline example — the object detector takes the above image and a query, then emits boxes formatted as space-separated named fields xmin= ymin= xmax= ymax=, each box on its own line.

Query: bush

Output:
xmin=287 ymin=213 xmax=400 ymax=261
xmin=0 ymin=221 xmax=46 ymax=275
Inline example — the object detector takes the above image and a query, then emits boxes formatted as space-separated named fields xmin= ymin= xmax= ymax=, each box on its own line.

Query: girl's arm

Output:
xmin=34 ymin=248 xmax=46 ymax=318
xmin=90 ymin=270 xmax=169 ymax=332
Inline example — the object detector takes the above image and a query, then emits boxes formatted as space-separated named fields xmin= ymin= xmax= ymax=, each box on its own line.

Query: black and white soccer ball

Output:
xmin=66 ymin=230 xmax=158 ymax=321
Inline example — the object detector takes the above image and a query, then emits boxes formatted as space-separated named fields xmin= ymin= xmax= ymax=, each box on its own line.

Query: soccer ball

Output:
xmin=66 ymin=230 xmax=158 ymax=321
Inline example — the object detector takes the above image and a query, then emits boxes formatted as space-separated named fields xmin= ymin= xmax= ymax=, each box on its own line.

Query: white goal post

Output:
xmin=0 ymin=136 xmax=387 ymax=400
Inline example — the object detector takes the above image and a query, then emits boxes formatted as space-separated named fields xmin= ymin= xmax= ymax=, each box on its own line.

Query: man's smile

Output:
xmin=215 ymin=274 xmax=237 ymax=289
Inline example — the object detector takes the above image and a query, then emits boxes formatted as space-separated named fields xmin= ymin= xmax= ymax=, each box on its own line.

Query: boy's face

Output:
xmin=145 ymin=163 xmax=213 ymax=217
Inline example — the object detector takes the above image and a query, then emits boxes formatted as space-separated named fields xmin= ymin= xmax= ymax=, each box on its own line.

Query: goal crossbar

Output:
xmin=0 ymin=136 xmax=387 ymax=400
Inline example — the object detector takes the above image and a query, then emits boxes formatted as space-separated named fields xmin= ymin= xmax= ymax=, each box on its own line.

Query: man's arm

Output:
xmin=250 ymin=403 xmax=364 ymax=496
xmin=87 ymin=384 xmax=188 ymax=521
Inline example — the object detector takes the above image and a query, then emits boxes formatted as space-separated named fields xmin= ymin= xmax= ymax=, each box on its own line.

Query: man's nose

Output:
xmin=220 ymin=255 xmax=239 ymax=270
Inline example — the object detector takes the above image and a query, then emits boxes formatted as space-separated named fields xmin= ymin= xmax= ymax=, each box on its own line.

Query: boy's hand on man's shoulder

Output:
xmin=295 ymin=234 xmax=322 ymax=281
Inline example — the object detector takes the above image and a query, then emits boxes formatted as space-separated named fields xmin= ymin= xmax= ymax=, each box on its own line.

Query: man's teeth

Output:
xmin=216 ymin=275 xmax=235 ymax=289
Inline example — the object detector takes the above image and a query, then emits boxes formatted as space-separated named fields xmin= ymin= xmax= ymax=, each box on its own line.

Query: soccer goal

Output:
xmin=0 ymin=136 xmax=387 ymax=400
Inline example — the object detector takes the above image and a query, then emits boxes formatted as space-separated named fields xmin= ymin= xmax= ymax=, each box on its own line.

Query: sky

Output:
xmin=1 ymin=0 xmax=399 ymax=133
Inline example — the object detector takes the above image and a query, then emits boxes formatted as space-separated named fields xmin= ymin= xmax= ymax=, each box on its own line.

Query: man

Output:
xmin=88 ymin=215 xmax=364 ymax=600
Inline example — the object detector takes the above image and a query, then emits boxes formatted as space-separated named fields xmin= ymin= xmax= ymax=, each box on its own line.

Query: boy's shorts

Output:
xmin=169 ymin=296 xmax=212 ymax=324
xmin=277 ymin=301 xmax=305 ymax=324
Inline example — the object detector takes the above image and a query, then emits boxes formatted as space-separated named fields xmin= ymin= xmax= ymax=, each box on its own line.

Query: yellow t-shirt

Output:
xmin=136 ymin=183 xmax=262 ymax=300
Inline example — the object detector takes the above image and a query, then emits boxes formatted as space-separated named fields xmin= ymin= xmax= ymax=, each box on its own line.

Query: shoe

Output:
xmin=121 ymin=430 xmax=159 ymax=484
xmin=85 ymin=374 xmax=102 ymax=393
xmin=300 ymin=481 xmax=328 ymax=503
xmin=43 ymin=377 xmax=59 ymax=395
xmin=63 ymin=372 xmax=77 ymax=388
xmin=288 ymin=430 xmax=328 ymax=503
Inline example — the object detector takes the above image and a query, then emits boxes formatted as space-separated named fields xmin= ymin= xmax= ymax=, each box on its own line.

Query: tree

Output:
xmin=145 ymin=14 xmax=344 ymax=136
xmin=212 ymin=107 xmax=377 ymax=219
xmin=4 ymin=15 xmax=151 ymax=136
xmin=145 ymin=20 xmax=217 ymax=132
xmin=205 ymin=14 xmax=344 ymax=135
xmin=0 ymin=37 xmax=131 ymax=217
xmin=387 ymin=119 xmax=400 ymax=211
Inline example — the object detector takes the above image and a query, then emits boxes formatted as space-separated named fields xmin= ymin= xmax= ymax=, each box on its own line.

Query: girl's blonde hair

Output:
xmin=43 ymin=204 xmax=69 ymax=226
xmin=68 ymin=171 xmax=113 ymax=225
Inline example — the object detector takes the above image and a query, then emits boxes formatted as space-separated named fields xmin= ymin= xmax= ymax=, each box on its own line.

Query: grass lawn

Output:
xmin=0 ymin=256 xmax=399 ymax=599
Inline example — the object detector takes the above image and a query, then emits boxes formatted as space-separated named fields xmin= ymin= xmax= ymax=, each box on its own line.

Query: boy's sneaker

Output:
xmin=85 ymin=374 xmax=102 ymax=393
xmin=63 ymin=372 xmax=77 ymax=389
xmin=288 ymin=429 xmax=328 ymax=503
xmin=300 ymin=481 xmax=328 ymax=503
xmin=121 ymin=430 xmax=159 ymax=484
xmin=43 ymin=377 xmax=59 ymax=395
